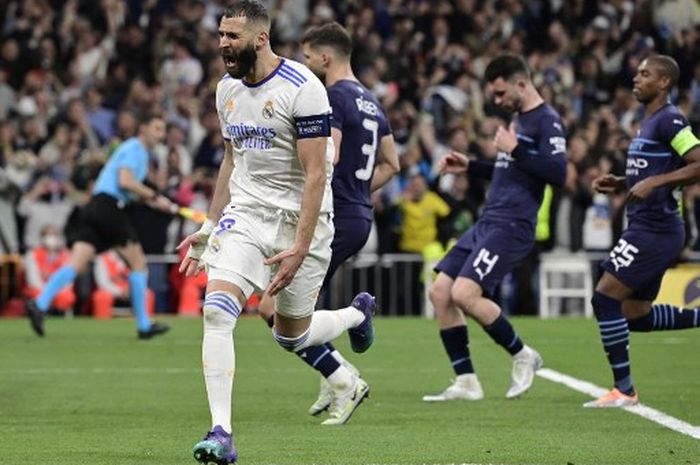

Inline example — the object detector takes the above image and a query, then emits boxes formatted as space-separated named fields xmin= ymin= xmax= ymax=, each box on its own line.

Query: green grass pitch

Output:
xmin=1 ymin=316 xmax=699 ymax=464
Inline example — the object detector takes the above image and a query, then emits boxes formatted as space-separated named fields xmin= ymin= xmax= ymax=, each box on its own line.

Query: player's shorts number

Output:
xmin=609 ymin=238 xmax=639 ymax=271
xmin=355 ymin=118 xmax=378 ymax=181
xmin=473 ymin=248 xmax=499 ymax=280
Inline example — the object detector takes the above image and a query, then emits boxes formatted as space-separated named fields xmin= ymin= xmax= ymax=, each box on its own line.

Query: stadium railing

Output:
xmin=5 ymin=251 xmax=700 ymax=318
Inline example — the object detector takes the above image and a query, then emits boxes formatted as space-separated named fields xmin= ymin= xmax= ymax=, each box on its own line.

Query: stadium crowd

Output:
xmin=1 ymin=0 xmax=699 ymax=316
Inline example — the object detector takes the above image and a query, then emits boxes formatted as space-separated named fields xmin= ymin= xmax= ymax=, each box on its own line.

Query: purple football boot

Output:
xmin=192 ymin=425 xmax=237 ymax=464
xmin=347 ymin=292 xmax=376 ymax=353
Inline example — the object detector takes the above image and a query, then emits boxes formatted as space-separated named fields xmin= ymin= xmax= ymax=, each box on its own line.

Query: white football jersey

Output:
xmin=216 ymin=58 xmax=334 ymax=213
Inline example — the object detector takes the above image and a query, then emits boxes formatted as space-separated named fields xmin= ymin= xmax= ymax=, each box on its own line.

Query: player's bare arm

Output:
xmin=627 ymin=146 xmax=700 ymax=202
xmin=118 ymin=167 xmax=173 ymax=212
xmin=265 ymin=136 xmax=327 ymax=296
xmin=178 ymin=142 xmax=235 ymax=276
xmin=439 ymin=151 xmax=470 ymax=174
xmin=204 ymin=142 xmax=236 ymax=222
xmin=593 ymin=173 xmax=626 ymax=194
xmin=331 ymin=127 xmax=342 ymax=165
xmin=370 ymin=134 xmax=400 ymax=191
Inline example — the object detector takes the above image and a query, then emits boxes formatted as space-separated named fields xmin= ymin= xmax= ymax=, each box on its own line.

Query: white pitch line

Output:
xmin=537 ymin=368 xmax=700 ymax=440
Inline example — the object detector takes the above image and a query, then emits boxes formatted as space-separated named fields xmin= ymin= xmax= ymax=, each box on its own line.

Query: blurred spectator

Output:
xmin=0 ymin=67 xmax=15 ymax=119
xmin=23 ymin=224 xmax=75 ymax=313
xmin=439 ymin=171 xmax=479 ymax=244
xmin=85 ymin=85 xmax=116 ymax=143
xmin=16 ymin=175 xmax=75 ymax=250
xmin=193 ymin=110 xmax=224 ymax=169
xmin=91 ymin=250 xmax=155 ymax=319
xmin=398 ymin=171 xmax=450 ymax=253
xmin=159 ymin=36 xmax=203 ymax=98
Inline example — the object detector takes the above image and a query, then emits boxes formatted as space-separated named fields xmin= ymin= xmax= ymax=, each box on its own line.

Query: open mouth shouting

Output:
xmin=220 ymin=44 xmax=256 ymax=79
xmin=221 ymin=49 xmax=237 ymax=69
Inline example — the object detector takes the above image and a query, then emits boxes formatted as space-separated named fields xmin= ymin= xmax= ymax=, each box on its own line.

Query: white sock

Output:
xmin=513 ymin=345 xmax=531 ymax=359
xmin=298 ymin=306 xmax=364 ymax=350
xmin=331 ymin=349 xmax=348 ymax=366
xmin=326 ymin=364 xmax=354 ymax=392
xmin=202 ymin=305 xmax=238 ymax=434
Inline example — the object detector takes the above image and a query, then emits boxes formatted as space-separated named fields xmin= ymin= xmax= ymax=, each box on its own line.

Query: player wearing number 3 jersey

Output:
xmin=586 ymin=55 xmax=700 ymax=409
xmin=256 ymin=22 xmax=399 ymax=423
xmin=423 ymin=54 xmax=567 ymax=402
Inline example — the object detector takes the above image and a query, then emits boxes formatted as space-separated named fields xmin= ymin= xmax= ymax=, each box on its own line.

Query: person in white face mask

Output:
xmin=23 ymin=225 xmax=76 ymax=314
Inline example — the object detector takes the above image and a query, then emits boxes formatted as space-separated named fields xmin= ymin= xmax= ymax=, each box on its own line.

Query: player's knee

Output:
xmin=450 ymin=285 xmax=478 ymax=312
xmin=428 ymin=281 xmax=449 ymax=307
xmin=272 ymin=328 xmax=310 ymax=352
xmin=591 ymin=291 xmax=621 ymax=319
xmin=202 ymin=291 xmax=241 ymax=330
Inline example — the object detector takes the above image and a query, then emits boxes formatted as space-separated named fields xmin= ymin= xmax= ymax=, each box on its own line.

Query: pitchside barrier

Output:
xmin=2 ymin=252 xmax=700 ymax=318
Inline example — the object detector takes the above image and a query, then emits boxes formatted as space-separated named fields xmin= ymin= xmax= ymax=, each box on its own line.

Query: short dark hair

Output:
xmin=484 ymin=54 xmax=531 ymax=83
xmin=222 ymin=0 xmax=270 ymax=28
xmin=137 ymin=112 xmax=164 ymax=127
xmin=301 ymin=22 xmax=353 ymax=57
xmin=646 ymin=54 xmax=680 ymax=88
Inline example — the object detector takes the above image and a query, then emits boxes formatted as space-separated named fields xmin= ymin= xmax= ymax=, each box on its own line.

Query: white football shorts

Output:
xmin=201 ymin=204 xmax=333 ymax=318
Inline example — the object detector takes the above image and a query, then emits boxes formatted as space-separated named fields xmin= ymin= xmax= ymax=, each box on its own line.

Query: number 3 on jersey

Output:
xmin=355 ymin=118 xmax=378 ymax=181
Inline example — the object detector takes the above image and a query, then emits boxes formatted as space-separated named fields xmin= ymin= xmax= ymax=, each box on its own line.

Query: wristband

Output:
xmin=200 ymin=218 xmax=216 ymax=236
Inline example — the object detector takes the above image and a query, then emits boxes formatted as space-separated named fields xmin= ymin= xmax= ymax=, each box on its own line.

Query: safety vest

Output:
xmin=101 ymin=252 xmax=129 ymax=293
xmin=32 ymin=247 xmax=70 ymax=281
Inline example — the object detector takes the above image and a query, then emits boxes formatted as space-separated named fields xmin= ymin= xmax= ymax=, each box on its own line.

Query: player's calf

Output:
xmin=627 ymin=304 xmax=700 ymax=331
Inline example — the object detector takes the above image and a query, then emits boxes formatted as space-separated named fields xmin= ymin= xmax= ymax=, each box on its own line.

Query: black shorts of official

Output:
xmin=73 ymin=193 xmax=140 ymax=253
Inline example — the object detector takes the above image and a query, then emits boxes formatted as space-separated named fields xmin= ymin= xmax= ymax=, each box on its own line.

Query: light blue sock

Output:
xmin=36 ymin=265 xmax=77 ymax=312
xmin=128 ymin=271 xmax=151 ymax=331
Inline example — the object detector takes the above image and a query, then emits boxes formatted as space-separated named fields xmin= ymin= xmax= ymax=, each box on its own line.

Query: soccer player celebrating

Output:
xmin=424 ymin=54 xmax=567 ymax=401
xmin=178 ymin=3 xmax=376 ymax=463
xmin=255 ymin=21 xmax=400 ymax=421
xmin=25 ymin=113 xmax=173 ymax=340
xmin=585 ymin=55 xmax=700 ymax=408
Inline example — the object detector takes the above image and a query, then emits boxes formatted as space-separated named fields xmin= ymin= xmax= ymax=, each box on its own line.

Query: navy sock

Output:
xmin=297 ymin=344 xmax=340 ymax=378
xmin=483 ymin=314 xmax=524 ymax=356
xmin=264 ymin=315 xmax=274 ymax=328
xmin=592 ymin=292 xmax=634 ymax=395
xmin=628 ymin=304 xmax=700 ymax=332
xmin=439 ymin=325 xmax=474 ymax=375
xmin=324 ymin=342 xmax=336 ymax=354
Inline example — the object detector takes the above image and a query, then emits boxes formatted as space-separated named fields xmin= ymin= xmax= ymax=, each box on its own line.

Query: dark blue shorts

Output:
xmin=435 ymin=220 xmax=534 ymax=296
xmin=601 ymin=224 xmax=684 ymax=301
xmin=321 ymin=216 xmax=372 ymax=290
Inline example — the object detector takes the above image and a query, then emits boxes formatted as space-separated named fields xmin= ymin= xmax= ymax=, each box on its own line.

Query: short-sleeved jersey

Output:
xmin=626 ymin=103 xmax=700 ymax=230
xmin=216 ymin=58 xmax=334 ymax=213
xmin=327 ymin=79 xmax=392 ymax=220
xmin=480 ymin=103 xmax=567 ymax=235
xmin=93 ymin=137 xmax=150 ymax=203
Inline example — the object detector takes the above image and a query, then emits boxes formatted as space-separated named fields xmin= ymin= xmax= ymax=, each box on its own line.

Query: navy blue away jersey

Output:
xmin=480 ymin=103 xmax=567 ymax=234
xmin=327 ymin=79 xmax=392 ymax=220
xmin=626 ymin=103 xmax=698 ymax=230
